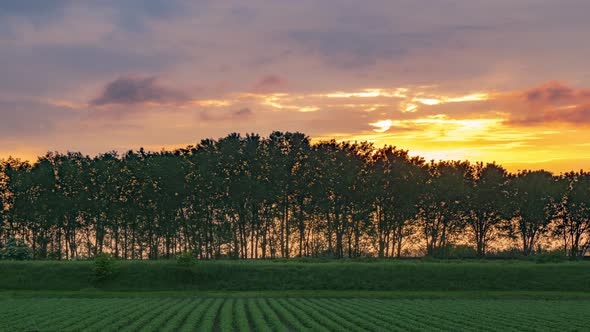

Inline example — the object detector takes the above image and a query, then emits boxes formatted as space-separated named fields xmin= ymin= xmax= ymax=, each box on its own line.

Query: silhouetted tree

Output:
xmin=466 ymin=163 xmax=509 ymax=257
xmin=558 ymin=171 xmax=590 ymax=257
xmin=0 ymin=132 xmax=588 ymax=260
xmin=506 ymin=170 xmax=564 ymax=255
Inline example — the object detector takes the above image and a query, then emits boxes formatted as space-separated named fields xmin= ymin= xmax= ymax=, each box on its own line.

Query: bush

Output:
xmin=533 ymin=250 xmax=567 ymax=263
xmin=486 ymin=248 xmax=524 ymax=259
xmin=176 ymin=252 xmax=197 ymax=267
xmin=0 ymin=238 xmax=33 ymax=260
xmin=92 ymin=253 xmax=118 ymax=283
xmin=447 ymin=245 xmax=478 ymax=259
xmin=428 ymin=244 xmax=478 ymax=259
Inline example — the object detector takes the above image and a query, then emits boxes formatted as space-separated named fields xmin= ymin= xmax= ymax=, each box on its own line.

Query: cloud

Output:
xmin=512 ymin=105 xmax=590 ymax=126
xmin=107 ymin=0 xmax=193 ymax=33
xmin=253 ymin=75 xmax=287 ymax=93
xmin=525 ymin=81 xmax=577 ymax=103
xmin=200 ymin=107 xmax=254 ymax=122
xmin=0 ymin=44 xmax=178 ymax=97
xmin=503 ymin=81 xmax=590 ymax=125
xmin=286 ymin=17 xmax=488 ymax=67
xmin=0 ymin=99 xmax=78 ymax=137
xmin=91 ymin=76 xmax=187 ymax=106
xmin=234 ymin=107 xmax=253 ymax=117
xmin=0 ymin=0 xmax=70 ymax=19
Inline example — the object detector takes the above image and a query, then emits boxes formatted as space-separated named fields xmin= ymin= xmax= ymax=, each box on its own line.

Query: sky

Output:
xmin=1 ymin=0 xmax=590 ymax=173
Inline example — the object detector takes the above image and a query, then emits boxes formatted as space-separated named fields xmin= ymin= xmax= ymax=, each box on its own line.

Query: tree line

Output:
xmin=1 ymin=132 xmax=589 ymax=260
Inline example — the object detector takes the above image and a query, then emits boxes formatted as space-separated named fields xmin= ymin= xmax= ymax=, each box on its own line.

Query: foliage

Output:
xmin=506 ymin=170 xmax=565 ymax=255
xmin=485 ymin=248 xmax=525 ymax=259
xmin=533 ymin=249 xmax=568 ymax=263
xmin=2 ymin=260 xmax=590 ymax=292
xmin=176 ymin=251 xmax=197 ymax=267
xmin=0 ymin=132 xmax=589 ymax=260
xmin=447 ymin=245 xmax=479 ymax=258
xmin=0 ymin=237 xmax=32 ymax=260
xmin=92 ymin=253 xmax=118 ymax=283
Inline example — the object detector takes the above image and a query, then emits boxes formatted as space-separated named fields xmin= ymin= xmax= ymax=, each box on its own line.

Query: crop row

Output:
xmin=1 ymin=298 xmax=589 ymax=331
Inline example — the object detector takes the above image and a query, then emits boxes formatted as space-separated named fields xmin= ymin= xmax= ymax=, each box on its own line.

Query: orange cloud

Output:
xmin=507 ymin=81 xmax=590 ymax=125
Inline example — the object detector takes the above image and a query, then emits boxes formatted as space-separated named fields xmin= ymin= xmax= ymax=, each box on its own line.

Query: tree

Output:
xmin=1 ymin=131 xmax=588 ymax=260
xmin=421 ymin=161 xmax=472 ymax=257
xmin=507 ymin=170 xmax=564 ymax=255
xmin=371 ymin=146 xmax=426 ymax=257
xmin=558 ymin=171 xmax=590 ymax=258
xmin=466 ymin=163 xmax=509 ymax=257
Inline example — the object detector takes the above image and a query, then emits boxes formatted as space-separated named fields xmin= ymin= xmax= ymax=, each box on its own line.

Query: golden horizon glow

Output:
xmin=3 ymin=85 xmax=589 ymax=174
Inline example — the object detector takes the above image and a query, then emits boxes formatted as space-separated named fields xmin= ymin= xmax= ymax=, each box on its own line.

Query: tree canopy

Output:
xmin=1 ymin=132 xmax=589 ymax=259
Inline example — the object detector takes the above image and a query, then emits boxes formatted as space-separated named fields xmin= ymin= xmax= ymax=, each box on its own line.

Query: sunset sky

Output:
xmin=1 ymin=0 xmax=590 ymax=173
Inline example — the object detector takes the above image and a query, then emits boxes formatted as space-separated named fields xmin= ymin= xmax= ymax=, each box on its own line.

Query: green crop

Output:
xmin=2 ymin=297 xmax=590 ymax=331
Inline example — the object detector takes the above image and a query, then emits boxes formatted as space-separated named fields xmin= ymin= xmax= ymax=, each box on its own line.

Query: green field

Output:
xmin=1 ymin=261 xmax=589 ymax=331
xmin=2 ymin=297 xmax=589 ymax=331
xmin=2 ymin=260 xmax=590 ymax=291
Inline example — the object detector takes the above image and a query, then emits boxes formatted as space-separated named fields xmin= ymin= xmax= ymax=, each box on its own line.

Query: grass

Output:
xmin=1 ymin=296 xmax=589 ymax=331
xmin=2 ymin=259 xmax=590 ymax=292
xmin=2 ymin=260 xmax=589 ymax=330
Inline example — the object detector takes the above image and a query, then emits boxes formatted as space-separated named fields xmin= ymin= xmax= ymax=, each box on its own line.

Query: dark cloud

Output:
xmin=253 ymin=75 xmax=287 ymax=92
xmin=108 ymin=0 xmax=192 ymax=33
xmin=0 ymin=0 xmax=188 ymax=20
xmin=525 ymin=81 xmax=577 ymax=103
xmin=286 ymin=26 xmax=483 ymax=67
xmin=287 ymin=30 xmax=405 ymax=67
xmin=233 ymin=107 xmax=252 ymax=117
xmin=91 ymin=77 xmax=187 ymax=106
xmin=0 ymin=0 xmax=70 ymax=18
xmin=0 ymin=0 xmax=195 ymax=34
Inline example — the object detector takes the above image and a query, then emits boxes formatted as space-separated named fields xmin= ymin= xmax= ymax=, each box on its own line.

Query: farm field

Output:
xmin=2 ymin=261 xmax=590 ymax=330
xmin=1 ymin=296 xmax=590 ymax=331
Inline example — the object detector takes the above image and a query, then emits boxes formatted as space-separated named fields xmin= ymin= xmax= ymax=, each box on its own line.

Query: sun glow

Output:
xmin=414 ymin=98 xmax=442 ymax=105
xmin=189 ymin=99 xmax=232 ymax=107
xmin=402 ymin=103 xmax=418 ymax=112
xmin=446 ymin=93 xmax=489 ymax=103
xmin=299 ymin=106 xmax=320 ymax=112
xmin=369 ymin=119 xmax=393 ymax=132
xmin=323 ymin=88 xmax=408 ymax=98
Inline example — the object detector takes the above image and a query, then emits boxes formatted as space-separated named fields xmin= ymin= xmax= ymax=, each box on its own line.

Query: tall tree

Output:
xmin=421 ymin=161 xmax=472 ymax=257
xmin=372 ymin=147 xmax=426 ymax=257
xmin=558 ymin=171 xmax=590 ymax=257
xmin=507 ymin=170 xmax=564 ymax=255
xmin=466 ymin=163 xmax=509 ymax=257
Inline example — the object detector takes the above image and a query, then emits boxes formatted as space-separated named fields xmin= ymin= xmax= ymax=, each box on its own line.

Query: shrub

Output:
xmin=0 ymin=238 xmax=33 ymax=260
xmin=533 ymin=250 xmax=567 ymax=263
xmin=176 ymin=252 xmax=197 ymax=267
xmin=486 ymin=248 xmax=524 ymax=259
xmin=92 ymin=253 xmax=118 ymax=283
xmin=428 ymin=244 xmax=478 ymax=259
xmin=447 ymin=245 xmax=478 ymax=259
